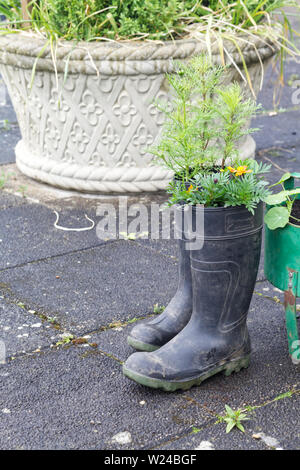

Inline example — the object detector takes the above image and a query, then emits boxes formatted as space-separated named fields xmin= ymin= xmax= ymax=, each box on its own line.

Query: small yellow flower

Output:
xmin=235 ymin=166 xmax=253 ymax=176
xmin=187 ymin=184 xmax=193 ymax=193
xmin=227 ymin=166 xmax=237 ymax=174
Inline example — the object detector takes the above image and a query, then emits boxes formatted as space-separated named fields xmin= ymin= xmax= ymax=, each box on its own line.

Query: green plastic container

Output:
xmin=264 ymin=173 xmax=300 ymax=364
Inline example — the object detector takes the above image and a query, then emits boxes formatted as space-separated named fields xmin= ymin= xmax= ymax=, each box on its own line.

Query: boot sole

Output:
xmin=127 ymin=336 xmax=160 ymax=352
xmin=123 ymin=355 xmax=250 ymax=392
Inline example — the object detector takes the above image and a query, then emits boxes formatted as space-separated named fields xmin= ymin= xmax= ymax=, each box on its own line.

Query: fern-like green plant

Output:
xmin=168 ymin=159 xmax=271 ymax=213
xmin=150 ymin=55 xmax=261 ymax=182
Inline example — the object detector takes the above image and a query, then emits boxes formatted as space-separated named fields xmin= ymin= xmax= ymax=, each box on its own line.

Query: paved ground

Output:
xmin=0 ymin=38 xmax=300 ymax=450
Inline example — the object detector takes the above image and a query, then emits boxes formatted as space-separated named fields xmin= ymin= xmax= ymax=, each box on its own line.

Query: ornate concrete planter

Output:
xmin=0 ymin=33 xmax=276 ymax=193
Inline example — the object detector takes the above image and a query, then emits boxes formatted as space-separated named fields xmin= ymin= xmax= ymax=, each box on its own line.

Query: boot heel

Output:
xmin=223 ymin=355 xmax=250 ymax=377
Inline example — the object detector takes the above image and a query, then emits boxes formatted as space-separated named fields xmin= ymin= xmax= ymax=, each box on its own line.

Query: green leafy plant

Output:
xmin=264 ymin=172 xmax=300 ymax=229
xmin=0 ymin=0 xmax=296 ymax=41
xmin=218 ymin=405 xmax=250 ymax=433
xmin=153 ymin=304 xmax=165 ymax=314
xmin=17 ymin=185 xmax=27 ymax=198
xmin=0 ymin=170 xmax=9 ymax=189
xmin=191 ymin=426 xmax=201 ymax=434
xmin=55 ymin=333 xmax=74 ymax=346
xmin=169 ymin=159 xmax=270 ymax=213
xmin=151 ymin=55 xmax=260 ymax=181
xmin=152 ymin=55 xmax=271 ymax=213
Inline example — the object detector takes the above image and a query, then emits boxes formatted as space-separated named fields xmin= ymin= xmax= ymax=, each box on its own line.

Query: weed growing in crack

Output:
xmin=217 ymin=405 xmax=250 ymax=433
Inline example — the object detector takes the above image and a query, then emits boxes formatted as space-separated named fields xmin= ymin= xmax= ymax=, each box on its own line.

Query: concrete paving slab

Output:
xmin=0 ymin=106 xmax=18 ymax=128
xmin=254 ymin=280 xmax=284 ymax=305
xmin=0 ymin=347 xmax=212 ymax=450
xmin=0 ymin=203 xmax=105 ymax=269
xmin=0 ymin=297 xmax=60 ymax=358
xmin=248 ymin=394 xmax=300 ymax=450
xmin=253 ymin=109 xmax=300 ymax=153
xmin=135 ymin=239 xmax=178 ymax=259
xmin=0 ymin=76 xmax=17 ymax=124
xmin=256 ymin=58 xmax=300 ymax=113
xmin=86 ymin=322 xmax=143 ymax=363
xmin=256 ymin=145 xmax=300 ymax=186
xmin=0 ymin=190 xmax=28 ymax=210
xmin=160 ymin=422 xmax=268 ymax=450
xmin=0 ymin=241 xmax=178 ymax=334
xmin=184 ymin=294 xmax=300 ymax=414
xmin=0 ymin=123 xmax=20 ymax=165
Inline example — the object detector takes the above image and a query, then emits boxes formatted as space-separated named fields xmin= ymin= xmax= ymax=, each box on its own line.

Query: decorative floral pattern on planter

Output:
xmin=116 ymin=151 xmax=137 ymax=167
xmin=45 ymin=117 xmax=61 ymax=152
xmin=113 ymin=89 xmax=137 ymax=127
xmin=79 ymin=90 xmax=103 ymax=126
xmin=70 ymin=121 xmax=90 ymax=154
xmin=132 ymin=123 xmax=154 ymax=155
xmin=101 ymin=122 xmax=120 ymax=154
xmin=89 ymin=142 xmax=107 ymax=167
xmin=49 ymin=89 xmax=70 ymax=124
xmin=149 ymin=90 xmax=172 ymax=126
xmin=0 ymin=64 xmax=171 ymax=174
xmin=28 ymin=93 xmax=43 ymax=120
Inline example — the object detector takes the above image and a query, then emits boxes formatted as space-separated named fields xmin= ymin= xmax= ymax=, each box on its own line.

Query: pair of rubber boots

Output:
xmin=123 ymin=205 xmax=262 ymax=392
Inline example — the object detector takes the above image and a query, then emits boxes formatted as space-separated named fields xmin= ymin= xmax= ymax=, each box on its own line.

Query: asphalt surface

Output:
xmin=0 ymin=51 xmax=299 ymax=450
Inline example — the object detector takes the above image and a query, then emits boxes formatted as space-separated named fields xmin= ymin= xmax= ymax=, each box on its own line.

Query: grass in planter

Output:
xmin=1 ymin=0 xmax=298 ymax=41
xmin=1 ymin=0 xmax=300 ymax=95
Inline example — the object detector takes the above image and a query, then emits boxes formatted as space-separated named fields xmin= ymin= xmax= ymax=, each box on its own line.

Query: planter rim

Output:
xmin=0 ymin=31 xmax=278 ymax=76
xmin=177 ymin=203 xmax=259 ymax=212
xmin=287 ymin=222 xmax=300 ymax=229
xmin=176 ymin=201 xmax=263 ymax=241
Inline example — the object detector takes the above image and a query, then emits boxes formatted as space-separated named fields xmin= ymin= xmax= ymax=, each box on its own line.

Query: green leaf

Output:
xmin=226 ymin=421 xmax=236 ymax=433
xmin=265 ymin=188 xmax=300 ymax=206
xmin=238 ymin=413 xmax=250 ymax=421
xmin=191 ymin=427 xmax=201 ymax=434
xmin=236 ymin=422 xmax=245 ymax=433
xmin=246 ymin=159 xmax=259 ymax=173
xmin=264 ymin=206 xmax=290 ymax=230
xmin=288 ymin=188 xmax=300 ymax=197
xmin=225 ymin=405 xmax=235 ymax=417
xmin=269 ymin=172 xmax=291 ymax=188
xmin=264 ymin=192 xmax=288 ymax=205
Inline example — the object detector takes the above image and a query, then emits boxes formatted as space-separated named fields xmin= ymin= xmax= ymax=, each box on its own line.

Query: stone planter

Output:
xmin=0 ymin=33 xmax=276 ymax=193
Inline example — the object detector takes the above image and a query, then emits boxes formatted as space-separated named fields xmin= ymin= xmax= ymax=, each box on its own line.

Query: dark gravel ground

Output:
xmin=0 ymin=45 xmax=299 ymax=451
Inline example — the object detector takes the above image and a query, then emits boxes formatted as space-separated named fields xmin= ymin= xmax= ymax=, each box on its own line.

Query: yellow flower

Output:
xmin=227 ymin=166 xmax=237 ymax=173
xmin=235 ymin=166 xmax=253 ymax=176
xmin=187 ymin=184 xmax=193 ymax=193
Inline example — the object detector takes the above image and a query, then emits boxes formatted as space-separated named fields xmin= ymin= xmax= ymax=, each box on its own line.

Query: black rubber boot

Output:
xmin=127 ymin=238 xmax=193 ymax=352
xmin=123 ymin=204 xmax=263 ymax=391
xmin=127 ymin=205 xmax=193 ymax=352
